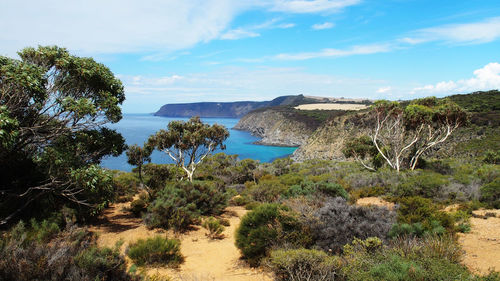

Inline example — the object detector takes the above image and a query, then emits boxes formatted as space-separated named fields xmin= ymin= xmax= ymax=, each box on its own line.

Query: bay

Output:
xmin=101 ymin=114 xmax=297 ymax=171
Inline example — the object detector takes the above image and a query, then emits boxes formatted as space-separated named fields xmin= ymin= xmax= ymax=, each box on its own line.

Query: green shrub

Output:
xmin=267 ymin=248 xmax=338 ymax=281
xmin=0 ymin=226 xmax=134 ymax=281
xmin=202 ymin=217 xmax=225 ymax=239
xmin=285 ymin=180 xmax=349 ymax=200
xmin=112 ymin=171 xmax=140 ymax=198
xmin=145 ymin=181 xmax=228 ymax=231
xmin=480 ymin=178 xmax=500 ymax=208
xmin=246 ymin=177 xmax=287 ymax=202
xmin=235 ymin=203 xmax=310 ymax=266
xmin=396 ymin=196 xmax=455 ymax=235
xmin=127 ymin=236 xmax=183 ymax=267
xmin=395 ymin=171 xmax=449 ymax=198
xmin=130 ymin=199 xmax=147 ymax=217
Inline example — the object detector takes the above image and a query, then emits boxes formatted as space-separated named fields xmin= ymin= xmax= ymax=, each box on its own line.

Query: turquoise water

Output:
xmin=101 ymin=114 xmax=297 ymax=171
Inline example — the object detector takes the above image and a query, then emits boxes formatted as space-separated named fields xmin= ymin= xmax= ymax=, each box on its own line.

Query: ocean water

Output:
xmin=101 ymin=114 xmax=297 ymax=171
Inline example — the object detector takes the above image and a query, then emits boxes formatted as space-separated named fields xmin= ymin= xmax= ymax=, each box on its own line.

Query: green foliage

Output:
xmin=130 ymin=199 xmax=148 ymax=217
xmin=484 ymin=150 xmax=500 ymax=164
xmin=0 ymin=46 xmax=126 ymax=225
xmin=126 ymin=143 xmax=153 ymax=184
xmin=147 ymin=116 xmax=229 ymax=182
xmin=113 ymin=171 xmax=140 ymax=199
xmin=395 ymin=196 xmax=455 ymax=236
xmin=448 ymin=90 xmax=500 ymax=113
xmin=0 ymin=226 xmax=134 ymax=281
xmin=285 ymin=180 xmax=349 ymax=200
xmin=480 ymin=178 xmax=500 ymax=208
xmin=395 ymin=171 xmax=449 ymax=198
xmin=145 ymin=181 xmax=228 ymax=231
xmin=142 ymin=163 xmax=173 ymax=191
xmin=267 ymin=248 xmax=339 ymax=281
xmin=235 ymin=203 xmax=310 ymax=266
xmin=202 ymin=217 xmax=225 ymax=239
xmin=245 ymin=176 xmax=287 ymax=202
xmin=127 ymin=236 xmax=183 ymax=267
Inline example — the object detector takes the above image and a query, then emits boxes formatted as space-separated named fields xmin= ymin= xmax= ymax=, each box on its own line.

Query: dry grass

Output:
xmin=294 ymin=103 xmax=368 ymax=111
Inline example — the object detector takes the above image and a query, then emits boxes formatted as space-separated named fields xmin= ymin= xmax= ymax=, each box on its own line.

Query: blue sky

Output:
xmin=1 ymin=0 xmax=500 ymax=113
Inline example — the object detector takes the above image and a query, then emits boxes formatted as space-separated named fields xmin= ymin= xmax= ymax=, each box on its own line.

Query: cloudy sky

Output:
xmin=1 ymin=0 xmax=500 ymax=113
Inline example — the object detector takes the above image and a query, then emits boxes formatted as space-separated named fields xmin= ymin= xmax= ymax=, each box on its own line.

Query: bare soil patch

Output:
xmin=356 ymin=197 xmax=395 ymax=210
xmin=294 ymin=103 xmax=368 ymax=111
xmin=458 ymin=209 xmax=500 ymax=275
xmin=90 ymin=202 xmax=272 ymax=281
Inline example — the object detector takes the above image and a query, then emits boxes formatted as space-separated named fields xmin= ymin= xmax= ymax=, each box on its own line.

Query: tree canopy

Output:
xmin=148 ymin=117 xmax=229 ymax=182
xmin=344 ymin=97 xmax=468 ymax=171
xmin=0 ymin=46 xmax=126 ymax=225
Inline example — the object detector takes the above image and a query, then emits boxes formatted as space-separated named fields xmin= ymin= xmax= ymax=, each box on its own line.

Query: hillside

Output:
xmin=293 ymin=90 xmax=500 ymax=161
xmin=154 ymin=94 xmax=319 ymax=118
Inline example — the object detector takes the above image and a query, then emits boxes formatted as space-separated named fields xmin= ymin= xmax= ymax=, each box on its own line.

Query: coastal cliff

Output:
xmin=234 ymin=107 xmax=323 ymax=146
xmin=292 ymin=112 xmax=371 ymax=161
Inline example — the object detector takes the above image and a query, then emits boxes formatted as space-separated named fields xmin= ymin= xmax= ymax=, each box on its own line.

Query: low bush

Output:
xmin=285 ymin=180 xmax=349 ymax=200
xmin=267 ymin=248 xmax=339 ymax=281
xmin=130 ymin=199 xmax=148 ymax=217
xmin=113 ymin=171 xmax=140 ymax=198
xmin=145 ymin=181 xmax=228 ymax=231
xmin=245 ymin=177 xmax=287 ymax=202
xmin=202 ymin=217 xmax=225 ymax=239
xmin=312 ymin=197 xmax=396 ymax=253
xmin=396 ymin=196 xmax=455 ymax=235
xmin=0 ymin=224 xmax=134 ymax=281
xmin=480 ymin=178 xmax=500 ymax=208
xmin=127 ymin=236 xmax=183 ymax=267
xmin=394 ymin=171 xmax=449 ymax=198
xmin=235 ymin=203 xmax=311 ymax=266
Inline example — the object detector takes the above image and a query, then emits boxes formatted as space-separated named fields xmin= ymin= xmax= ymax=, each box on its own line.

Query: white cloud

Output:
xmin=274 ymin=44 xmax=392 ymax=60
xmin=312 ymin=22 xmax=335 ymax=30
xmin=220 ymin=29 xmax=261 ymax=40
xmin=412 ymin=62 xmax=500 ymax=95
xmin=0 ymin=0 xmax=242 ymax=56
xmin=404 ymin=17 xmax=500 ymax=45
xmin=269 ymin=0 xmax=361 ymax=14
xmin=376 ymin=86 xmax=392 ymax=93
xmin=278 ymin=23 xmax=296 ymax=28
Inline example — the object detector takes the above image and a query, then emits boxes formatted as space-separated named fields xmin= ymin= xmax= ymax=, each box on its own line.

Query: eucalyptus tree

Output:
xmin=126 ymin=143 xmax=153 ymax=195
xmin=148 ymin=117 xmax=229 ymax=182
xmin=0 ymin=46 xmax=126 ymax=224
xmin=344 ymin=97 xmax=468 ymax=172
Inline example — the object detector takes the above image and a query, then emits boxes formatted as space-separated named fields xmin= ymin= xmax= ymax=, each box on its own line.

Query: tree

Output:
xmin=345 ymin=97 xmax=468 ymax=172
xmin=148 ymin=117 xmax=229 ymax=182
xmin=0 ymin=46 xmax=126 ymax=225
xmin=126 ymin=143 xmax=153 ymax=187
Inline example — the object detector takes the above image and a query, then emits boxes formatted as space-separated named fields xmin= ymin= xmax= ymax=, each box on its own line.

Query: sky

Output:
xmin=1 ymin=0 xmax=500 ymax=113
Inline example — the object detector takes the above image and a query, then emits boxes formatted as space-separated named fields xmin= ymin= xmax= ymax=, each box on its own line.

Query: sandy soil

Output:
xmin=294 ymin=103 xmax=368 ymax=111
xmin=458 ymin=209 xmax=500 ymax=275
xmin=356 ymin=197 xmax=395 ymax=210
xmin=90 ymin=202 xmax=272 ymax=281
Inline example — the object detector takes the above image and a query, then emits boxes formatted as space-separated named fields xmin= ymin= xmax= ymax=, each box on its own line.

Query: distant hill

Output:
xmin=154 ymin=95 xmax=317 ymax=118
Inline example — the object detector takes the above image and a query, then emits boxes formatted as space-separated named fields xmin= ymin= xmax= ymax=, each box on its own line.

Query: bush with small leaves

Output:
xmin=267 ymin=248 xmax=339 ymax=281
xmin=202 ymin=217 xmax=225 ymax=239
xmin=312 ymin=197 xmax=396 ymax=253
xmin=285 ymin=180 xmax=349 ymax=200
xmin=130 ymin=199 xmax=148 ymax=217
xmin=127 ymin=236 xmax=183 ymax=267
xmin=235 ymin=203 xmax=311 ymax=266
xmin=480 ymin=178 xmax=500 ymax=208
xmin=396 ymin=196 xmax=455 ymax=235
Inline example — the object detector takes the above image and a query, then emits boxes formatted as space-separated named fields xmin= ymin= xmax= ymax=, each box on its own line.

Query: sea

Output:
xmin=101 ymin=114 xmax=297 ymax=171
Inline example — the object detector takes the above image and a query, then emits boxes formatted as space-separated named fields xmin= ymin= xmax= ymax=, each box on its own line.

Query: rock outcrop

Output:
xmin=234 ymin=108 xmax=322 ymax=147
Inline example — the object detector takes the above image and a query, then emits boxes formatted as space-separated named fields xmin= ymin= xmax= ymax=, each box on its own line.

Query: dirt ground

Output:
xmin=356 ymin=196 xmax=395 ymax=210
xmin=90 ymin=202 xmax=272 ymax=281
xmin=458 ymin=209 xmax=500 ymax=275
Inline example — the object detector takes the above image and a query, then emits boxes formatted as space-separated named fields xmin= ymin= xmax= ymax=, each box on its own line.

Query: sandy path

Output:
xmin=90 ymin=202 xmax=272 ymax=281
xmin=458 ymin=209 xmax=500 ymax=275
xmin=356 ymin=197 xmax=395 ymax=210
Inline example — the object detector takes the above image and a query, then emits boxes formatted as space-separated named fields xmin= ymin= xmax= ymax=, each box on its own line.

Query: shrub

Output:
xmin=145 ymin=181 xmax=228 ymax=231
xmin=202 ymin=217 xmax=225 ymax=239
xmin=0 ymin=226 xmax=134 ymax=281
xmin=480 ymin=178 xmax=500 ymax=208
xmin=312 ymin=197 xmax=396 ymax=253
xmin=267 ymin=248 xmax=339 ymax=281
xmin=130 ymin=199 xmax=148 ymax=217
xmin=395 ymin=171 xmax=449 ymax=198
xmin=127 ymin=236 xmax=183 ymax=267
xmin=235 ymin=203 xmax=310 ymax=266
xmin=113 ymin=171 xmax=140 ymax=198
xmin=285 ymin=180 xmax=349 ymax=200
xmin=142 ymin=163 xmax=172 ymax=191
xmin=246 ymin=177 xmax=287 ymax=202
xmin=396 ymin=196 xmax=455 ymax=235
